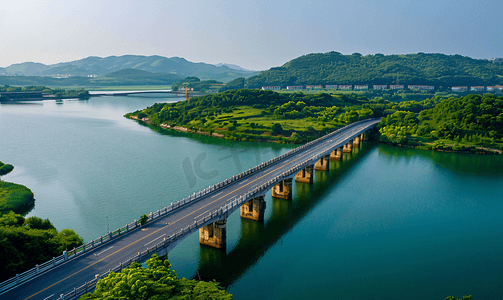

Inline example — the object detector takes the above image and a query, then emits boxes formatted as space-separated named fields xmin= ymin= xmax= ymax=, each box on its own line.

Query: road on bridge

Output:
xmin=1 ymin=119 xmax=380 ymax=300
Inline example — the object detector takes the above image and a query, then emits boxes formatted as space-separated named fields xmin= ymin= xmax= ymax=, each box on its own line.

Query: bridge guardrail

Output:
xmin=1 ymin=119 xmax=379 ymax=296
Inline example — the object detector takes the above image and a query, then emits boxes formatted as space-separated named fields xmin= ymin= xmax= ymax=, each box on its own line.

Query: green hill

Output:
xmin=246 ymin=52 xmax=503 ymax=88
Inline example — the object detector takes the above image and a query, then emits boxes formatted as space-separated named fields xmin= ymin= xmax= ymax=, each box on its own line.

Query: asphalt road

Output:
xmin=1 ymin=118 xmax=380 ymax=300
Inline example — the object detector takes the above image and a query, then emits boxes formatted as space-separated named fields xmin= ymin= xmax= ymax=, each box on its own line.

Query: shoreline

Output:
xmin=129 ymin=116 xmax=501 ymax=155
xmin=381 ymin=141 xmax=502 ymax=155
xmin=128 ymin=115 xmax=301 ymax=144
xmin=0 ymin=181 xmax=35 ymax=215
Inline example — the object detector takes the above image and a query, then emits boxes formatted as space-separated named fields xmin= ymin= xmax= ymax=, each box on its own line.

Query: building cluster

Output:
xmin=451 ymin=86 xmax=503 ymax=92
xmin=261 ymin=84 xmax=503 ymax=93
xmin=261 ymin=84 xmax=435 ymax=91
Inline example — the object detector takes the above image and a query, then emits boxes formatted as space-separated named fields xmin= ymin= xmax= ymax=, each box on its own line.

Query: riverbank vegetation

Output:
xmin=0 ymin=85 xmax=89 ymax=99
xmin=0 ymin=181 xmax=35 ymax=215
xmin=0 ymin=160 xmax=36 ymax=215
xmin=0 ymin=160 xmax=84 ymax=282
xmin=378 ymin=94 xmax=503 ymax=153
xmin=80 ymin=254 xmax=232 ymax=300
xmin=127 ymin=89 xmax=503 ymax=154
xmin=0 ymin=211 xmax=83 ymax=281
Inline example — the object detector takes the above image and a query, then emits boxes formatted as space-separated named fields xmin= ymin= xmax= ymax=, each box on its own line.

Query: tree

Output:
xmin=80 ymin=254 xmax=232 ymax=300
xmin=271 ymin=123 xmax=283 ymax=135
xmin=52 ymin=228 xmax=84 ymax=252
xmin=291 ymin=132 xmax=301 ymax=142
xmin=24 ymin=216 xmax=55 ymax=230
xmin=139 ymin=214 xmax=148 ymax=225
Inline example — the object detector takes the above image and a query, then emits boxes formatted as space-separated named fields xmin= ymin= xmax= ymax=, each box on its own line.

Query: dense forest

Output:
xmin=0 ymin=211 xmax=83 ymax=281
xmin=245 ymin=52 xmax=503 ymax=88
xmin=379 ymin=93 xmax=503 ymax=151
xmin=127 ymin=89 xmax=503 ymax=153
xmin=80 ymin=254 xmax=232 ymax=299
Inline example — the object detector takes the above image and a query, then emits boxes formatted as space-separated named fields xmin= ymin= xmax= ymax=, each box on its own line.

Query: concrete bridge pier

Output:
xmin=272 ymin=178 xmax=293 ymax=200
xmin=240 ymin=196 xmax=266 ymax=221
xmin=315 ymin=155 xmax=330 ymax=171
xmin=295 ymin=165 xmax=314 ymax=183
xmin=199 ymin=220 xmax=227 ymax=249
xmin=353 ymin=136 xmax=360 ymax=147
xmin=330 ymin=147 xmax=343 ymax=161
xmin=343 ymin=141 xmax=353 ymax=153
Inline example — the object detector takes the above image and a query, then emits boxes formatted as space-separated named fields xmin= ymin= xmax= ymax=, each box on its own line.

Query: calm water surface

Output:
xmin=1 ymin=96 xmax=502 ymax=300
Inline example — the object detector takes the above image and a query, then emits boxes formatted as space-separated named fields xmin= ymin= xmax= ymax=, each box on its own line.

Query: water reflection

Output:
xmin=0 ymin=101 xmax=43 ymax=106
xmin=377 ymin=143 xmax=503 ymax=176
xmin=195 ymin=142 xmax=375 ymax=287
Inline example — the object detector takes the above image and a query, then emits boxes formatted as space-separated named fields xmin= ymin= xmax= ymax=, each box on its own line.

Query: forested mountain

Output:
xmin=4 ymin=62 xmax=47 ymax=76
xmin=246 ymin=52 xmax=503 ymax=88
xmin=3 ymin=55 xmax=258 ymax=82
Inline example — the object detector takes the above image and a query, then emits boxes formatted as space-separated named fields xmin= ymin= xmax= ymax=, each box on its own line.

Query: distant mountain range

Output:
xmin=0 ymin=55 xmax=258 ymax=83
xmin=214 ymin=63 xmax=252 ymax=71
xmin=245 ymin=52 xmax=503 ymax=88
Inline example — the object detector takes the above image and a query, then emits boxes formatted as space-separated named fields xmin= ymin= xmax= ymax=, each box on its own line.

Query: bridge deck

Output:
xmin=1 ymin=119 xmax=380 ymax=300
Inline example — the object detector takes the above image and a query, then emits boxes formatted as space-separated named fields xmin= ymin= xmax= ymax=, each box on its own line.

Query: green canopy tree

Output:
xmin=80 ymin=254 xmax=232 ymax=300
xmin=0 ymin=212 xmax=83 ymax=281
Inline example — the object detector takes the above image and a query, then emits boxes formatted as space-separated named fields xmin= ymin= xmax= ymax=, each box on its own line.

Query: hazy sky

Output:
xmin=0 ymin=0 xmax=501 ymax=70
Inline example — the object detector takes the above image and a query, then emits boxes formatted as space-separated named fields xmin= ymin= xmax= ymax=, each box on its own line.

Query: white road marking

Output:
xmin=144 ymin=234 xmax=166 ymax=246
xmin=43 ymin=295 xmax=54 ymax=300
xmin=239 ymin=179 xmax=249 ymax=185
xmin=94 ymin=246 xmax=113 ymax=257
xmin=194 ymin=209 xmax=210 ymax=219
xmin=211 ymin=191 xmax=223 ymax=198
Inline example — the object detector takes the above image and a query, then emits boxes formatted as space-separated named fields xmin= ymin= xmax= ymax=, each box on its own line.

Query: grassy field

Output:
xmin=0 ymin=181 xmax=35 ymax=215
xmin=181 ymin=106 xmax=343 ymax=142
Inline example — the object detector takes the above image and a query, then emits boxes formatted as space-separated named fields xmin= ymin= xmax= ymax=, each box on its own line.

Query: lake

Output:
xmin=1 ymin=96 xmax=502 ymax=300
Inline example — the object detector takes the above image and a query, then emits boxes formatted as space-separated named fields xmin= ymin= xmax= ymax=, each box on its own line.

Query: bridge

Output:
xmin=0 ymin=118 xmax=380 ymax=300
xmin=88 ymin=90 xmax=206 ymax=97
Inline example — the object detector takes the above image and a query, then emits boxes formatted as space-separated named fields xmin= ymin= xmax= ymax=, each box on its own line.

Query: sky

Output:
xmin=0 ymin=0 xmax=502 ymax=70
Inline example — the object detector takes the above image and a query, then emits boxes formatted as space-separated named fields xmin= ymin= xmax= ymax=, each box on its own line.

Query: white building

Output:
xmin=470 ymin=86 xmax=485 ymax=92
xmin=452 ymin=86 xmax=468 ymax=92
